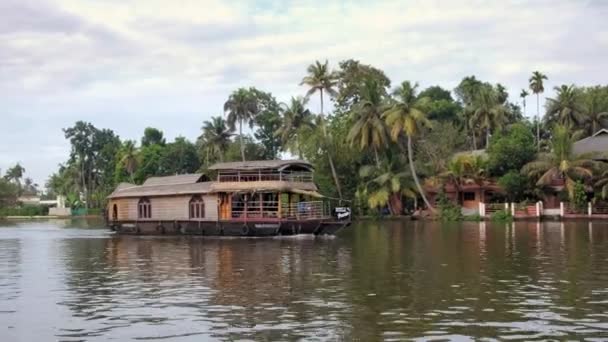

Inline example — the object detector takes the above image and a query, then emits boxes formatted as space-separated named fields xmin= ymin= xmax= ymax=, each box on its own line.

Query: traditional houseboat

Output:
xmin=106 ymin=160 xmax=350 ymax=236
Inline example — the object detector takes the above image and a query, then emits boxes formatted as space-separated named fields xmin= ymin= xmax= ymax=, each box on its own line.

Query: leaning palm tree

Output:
xmin=200 ymin=116 xmax=234 ymax=164
xmin=275 ymin=97 xmax=315 ymax=159
xmin=522 ymin=125 xmax=595 ymax=199
xmin=382 ymin=80 xmax=435 ymax=211
xmin=520 ymin=89 xmax=529 ymax=116
xmin=120 ymin=141 xmax=139 ymax=183
xmin=529 ymin=71 xmax=548 ymax=150
xmin=468 ymin=86 xmax=508 ymax=148
xmin=358 ymin=163 xmax=416 ymax=215
xmin=224 ymin=88 xmax=258 ymax=162
xmin=301 ymin=60 xmax=342 ymax=199
xmin=347 ymin=78 xmax=388 ymax=167
xmin=545 ymin=84 xmax=585 ymax=129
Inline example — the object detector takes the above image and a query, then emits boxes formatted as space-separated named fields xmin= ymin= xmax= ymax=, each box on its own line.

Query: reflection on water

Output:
xmin=1 ymin=219 xmax=608 ymax=340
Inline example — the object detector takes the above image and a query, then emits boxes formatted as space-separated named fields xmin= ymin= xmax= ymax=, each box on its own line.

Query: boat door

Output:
xmin=219 ymin=193 xmax=231 ymax=219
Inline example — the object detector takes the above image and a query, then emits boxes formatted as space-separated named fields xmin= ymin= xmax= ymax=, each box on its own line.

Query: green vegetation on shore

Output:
xmin=3 ymin=60 xmax=608 ymax=217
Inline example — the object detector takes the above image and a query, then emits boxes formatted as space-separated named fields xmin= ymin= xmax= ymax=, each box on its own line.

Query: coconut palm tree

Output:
xmin=545 ymin=84 xmax=585 ymax=129
xmin=224 ymin=88 xmax=259 ymax=162
xmin=358 ymin=163 xmax=416 ymax=215
xmin=522 ymin=125 xmax=595 ymax=199
xmin=581 ymin=86 xmax=608 ymax=135
xmin=4 ymin=163 xmax=25 ymax=188
xmin=275 ymin=97 xmax=315 ymax=159
xmin=300 ymin=60 xmax=343 ymax=200
xmin=520 ymin=89 xmax=529 ymax=116
xmin=468 ymin=86 xmax=508 ymax=148
xmin=347 ymin=78 xmax=388 ymax=167
xmin=200 ymin=116 xmax=234 ymax=164
xmin=120 ymin=141 xmax=139 ymax=183
xmin=529 ymin=71 xmax=548 ymax=150
xmin=438 ymin=154 xmax=487 ymax=204
xmin=382 ymin=80 xmax=434 ymax=211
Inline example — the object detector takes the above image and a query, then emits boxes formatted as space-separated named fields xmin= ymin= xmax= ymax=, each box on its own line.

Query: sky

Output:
xmin=1 ymin=0 xmax=607 ymax=187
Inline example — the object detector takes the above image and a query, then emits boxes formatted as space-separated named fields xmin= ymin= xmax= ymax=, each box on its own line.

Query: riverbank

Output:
xmin=1 ymin=215 xmax=102 ymax=220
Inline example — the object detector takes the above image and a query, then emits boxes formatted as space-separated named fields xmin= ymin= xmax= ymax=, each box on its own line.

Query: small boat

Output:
xmin=106 ymin=160 xmax=351 ymax=236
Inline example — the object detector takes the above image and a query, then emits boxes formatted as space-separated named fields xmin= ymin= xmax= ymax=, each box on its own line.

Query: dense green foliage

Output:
xmin=38 ymin=60 xmax=608 ymax=216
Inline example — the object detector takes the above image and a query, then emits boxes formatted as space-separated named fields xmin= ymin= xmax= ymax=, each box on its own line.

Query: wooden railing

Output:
xmin=281 ymin=201 xmax=327 ymax=220
xmin=228 ymin=200 xmax=328 ymax=220
xmin=218 ymin=170 xmax=313 ymax=183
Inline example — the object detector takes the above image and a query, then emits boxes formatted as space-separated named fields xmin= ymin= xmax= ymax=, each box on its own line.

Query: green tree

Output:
xmin=498 ymin=171 xmax=531 ymax=202
xmin=160 ymin=137 xmax=200 ymax=174
xmin=198 ymin=116 xmax=233 ymax=165
xmin=545 ymin=84 xmax=584 ymax=129
xmin=119 ymin=141 xmax=139 ymax=183
xmin=486 ymin=123 xmax=536 ymax=175
xmin=64 ymin=121 xmax=97 ymax=208
xmin=467 ymin=86 xmax=509 ymax=148
xmin=251 ymin=89 xmax=282 ymax=159
xmin=522 ymin=125 xmax=595 ymax=200
xmin=529 ymin=71 xmax=548 ymax=149
xmin=334 ymin=59 xmax=391 ymax=111
xmin=4 ymin=163 xmax=25 ymax=188
xmin=224 ymin=88 xmax=259 ymax=162
xmin=580 ymin=86 xmax=608 ymax=135
xmin=141 ymin=127 xmax=166 ymax=147
xmin=301 ymin=60 xmax=343 ymax=200
xmin=0 ymin=176 xmax=19 ymax=209
xmin=276 ymin=97 xmax=316 ymax=159
xmin=382 ymin=80 xmax=434 ymax=211
xmin=348 ymin=78 xmax=388 ymax=167
xmin=357 ymin=162 xmax=416 ymax=215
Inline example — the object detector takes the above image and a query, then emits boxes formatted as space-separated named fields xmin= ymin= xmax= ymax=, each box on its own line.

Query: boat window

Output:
xmin=190 ymin=196 xmax=205 ymax=218
xmin=138 ymin=198 xmax=151 ymax=219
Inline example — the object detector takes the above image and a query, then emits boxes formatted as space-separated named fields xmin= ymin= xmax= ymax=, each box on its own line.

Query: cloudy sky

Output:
xmin=1 ymin=0 xmax=607 ymax=186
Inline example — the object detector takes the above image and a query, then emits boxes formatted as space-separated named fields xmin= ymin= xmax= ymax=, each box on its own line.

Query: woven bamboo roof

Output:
xmin=208 ymin=160 xmax=313 ymax=171
xmin=573 ymin=129 xmax=608 ymax=157
xmin=108 ymin=181 xmax=213 ymax=199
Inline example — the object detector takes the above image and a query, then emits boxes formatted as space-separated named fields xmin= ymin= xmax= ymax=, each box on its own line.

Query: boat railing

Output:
xmin=218 ymin=170 xmax=313 ymax=183
xmin=230 ymin=200 xmax=281 ymax=219
xmin=281 ymin=201 xmax=327 ymax=220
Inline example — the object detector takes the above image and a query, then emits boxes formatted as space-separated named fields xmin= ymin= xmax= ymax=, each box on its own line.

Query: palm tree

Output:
xmin=200 ymin=116 xmax=234 ymax=164
xmin=529 ymin=71 xmax=548 ymax=150
xmin=520 ymin=89 xmax=529 ymax=116
xmin=120 ymin=141 xmax=139 ymax=183
xmin=347 ymin=78 xmax=388 ymax=167
xmin=468 ymin=86 xmax=508 ymax=148
xmin=300 ymin=60 xmax=343 ymax=199
xmin=545 ymin=84 xmax=584 ymax=129
xmin=581 ymin=86 xmax=608 ymax=135
xmin=276 ymin=97 xmax=315 ymax=159
xmin=224 ymin=88 xmax=259 ymax=162
xmin=358 ymin=163 xmax=416 ymax=215
xmin=439 ymin=154 xmax=486 ymax=204
xmin=382 ymin=80 xmax=434 ymax=211
xmin=522 ymin=125 xmax=595 ymax=199
xmin=4 ymin=163 xmax=25 ymax=188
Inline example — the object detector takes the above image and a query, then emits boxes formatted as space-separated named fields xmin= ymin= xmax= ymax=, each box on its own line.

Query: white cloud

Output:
xmin=1 ymin=0 xmax=607 ymax=184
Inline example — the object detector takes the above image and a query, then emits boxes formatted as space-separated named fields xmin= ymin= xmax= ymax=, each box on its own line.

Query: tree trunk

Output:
xmin=486 ymin=127 xmax=491 ymax=149
xmin=407 ymin=135 xmax=434 ymax=212
xmin=389 ymin=193 xmax=403 ymax=215
xmin=536 ymin=93 xmax=540 ymax=150
xmin=319 ymin=88 xmax=343 ymax=201
xmin=239 ymin=120 xmax=246 ymax=162
xmin=472 ymin=128 xmax=477 ymax=150
xmin=373 ymin=147 xmax=381 ymax=167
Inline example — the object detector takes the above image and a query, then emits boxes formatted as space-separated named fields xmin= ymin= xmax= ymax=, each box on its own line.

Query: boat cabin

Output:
xmin=106 ymin=160 xmax=347 ymax=236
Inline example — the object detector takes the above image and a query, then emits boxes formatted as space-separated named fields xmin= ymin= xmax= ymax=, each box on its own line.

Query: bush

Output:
xmin=571 ymin=181 xmax=588 ymax=213
xmin=487 ymin=123 xmax=536 ymax=176
xmin=491 ymin=209 xmax=513 ymax=222
xmin=0 ymin=205 xmax=50 ymax=217
xmin=437 ymin=189 xmax=462 ymax=221
xmin=463 ymin=213 xmax=482 ymax=221
xmin=498 ymin=171 xmax=531 ymax=202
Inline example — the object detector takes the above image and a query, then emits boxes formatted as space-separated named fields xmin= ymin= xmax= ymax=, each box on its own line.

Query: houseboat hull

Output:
xmin=108 ymin=219 xmax=350 ymax=237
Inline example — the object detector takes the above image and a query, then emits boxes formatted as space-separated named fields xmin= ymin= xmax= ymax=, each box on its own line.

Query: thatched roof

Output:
xmin=573 ymin=129 xmax=608 ymax=157
xmin=208 ymin=160 xmax=313 ymax=171
xmin=143 ymin=173 xmax=204 ymax=186
xmin=108 ymin=181 xmax=212 ymax=199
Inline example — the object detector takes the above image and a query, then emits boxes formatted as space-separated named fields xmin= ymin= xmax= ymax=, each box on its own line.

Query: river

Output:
xmin=1 ymin=219 xmax=608 ymax=341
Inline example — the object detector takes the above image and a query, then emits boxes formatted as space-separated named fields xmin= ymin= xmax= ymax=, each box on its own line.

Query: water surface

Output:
xmin=1 ymin=219 xmax=608 ymax=341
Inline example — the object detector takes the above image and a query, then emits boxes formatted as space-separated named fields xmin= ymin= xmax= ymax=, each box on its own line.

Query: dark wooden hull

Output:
xmin=108 ymin=219 xmax=350 ymax=236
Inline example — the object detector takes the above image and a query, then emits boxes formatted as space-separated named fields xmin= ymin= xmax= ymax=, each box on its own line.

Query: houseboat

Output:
xmin=106 ymin=160 xmax=350 ymax=236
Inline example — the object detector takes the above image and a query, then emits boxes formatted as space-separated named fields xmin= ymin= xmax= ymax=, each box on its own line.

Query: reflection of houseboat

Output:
xmin=106 ymin=160 xmax=350 ymax=236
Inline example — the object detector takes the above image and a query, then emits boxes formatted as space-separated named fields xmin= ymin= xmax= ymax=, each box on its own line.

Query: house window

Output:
xmin=190 ymin=196 xmax=205 ymax=219
xmin=138 ymin=198 xmax=151 ymax=219
xmin=463 ymin=192 xmax=476 ymax=201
